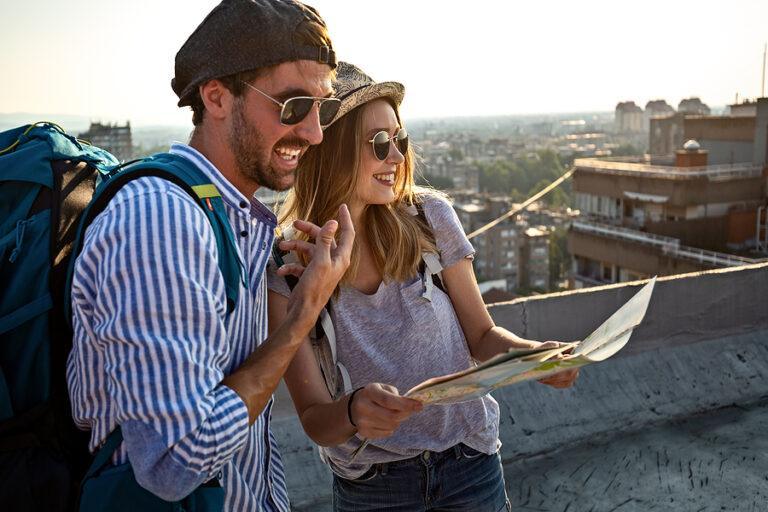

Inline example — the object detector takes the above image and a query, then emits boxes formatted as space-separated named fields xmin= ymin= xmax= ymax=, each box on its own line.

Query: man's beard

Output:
xmin=228 ymin=98 xmax=300 ymax=192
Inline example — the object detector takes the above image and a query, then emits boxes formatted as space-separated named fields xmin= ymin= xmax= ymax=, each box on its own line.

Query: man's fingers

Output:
xmin=318 ymin=219 xmax=339 ymax=248
xmin=278 ymin=239 xmax=314 ymax=256
xmin=292 ymin=219 xmax=323 ymax=239
xmin=335 ymin=204 xmax=355 ymax=256
xmin=276 ymin=263 xmax=305 ymax=278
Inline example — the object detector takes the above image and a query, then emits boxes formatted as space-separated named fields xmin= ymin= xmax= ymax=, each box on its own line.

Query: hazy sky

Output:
xmin=2 ymin=0 xmax=767 ymax=126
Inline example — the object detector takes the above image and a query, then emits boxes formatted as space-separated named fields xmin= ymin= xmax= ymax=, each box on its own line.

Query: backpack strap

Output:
xmin=271 ymin=242 xmax=352 ymax=399
xmin=413 ymin=201 xmax=446 ymax=300
xmin=82 ymin=427 xmax=124 ymax=482
xmin=65 ymin=152 xmax=245 ymax=322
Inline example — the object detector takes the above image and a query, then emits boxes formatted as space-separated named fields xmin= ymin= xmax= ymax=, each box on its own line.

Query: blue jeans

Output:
xmin=333 ymin=444 xmax=511 ymax=512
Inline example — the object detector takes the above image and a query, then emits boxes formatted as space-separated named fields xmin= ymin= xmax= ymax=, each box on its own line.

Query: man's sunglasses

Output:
xmin=242 ymin=81 xmax=341 ymax=126
xmin=368 ymin=128 xmax=409 ymax=161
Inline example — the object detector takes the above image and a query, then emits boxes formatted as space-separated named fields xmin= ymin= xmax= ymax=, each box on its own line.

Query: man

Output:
xmin=67 ymin=1 xmax=352 ymax=510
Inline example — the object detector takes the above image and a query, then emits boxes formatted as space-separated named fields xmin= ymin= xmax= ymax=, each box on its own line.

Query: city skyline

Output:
xmin=2 ymin=0 xmax=767 ymax=126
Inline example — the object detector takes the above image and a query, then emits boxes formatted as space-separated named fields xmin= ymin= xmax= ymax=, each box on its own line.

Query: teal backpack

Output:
xmin=0 ymin=123 xmax=242 ymax=511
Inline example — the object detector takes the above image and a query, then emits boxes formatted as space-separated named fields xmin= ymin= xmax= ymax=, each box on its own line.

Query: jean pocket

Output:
xmin=352 ymin=465 xmax=379 ymax=482
xmin=458 ymin=444 xmax=486 ymax=460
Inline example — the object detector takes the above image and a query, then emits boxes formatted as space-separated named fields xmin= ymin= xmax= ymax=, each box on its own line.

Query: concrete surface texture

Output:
xmin=272 ymin=263 xmax=768 ymax=511
xmin=505 ymin=399 xmax=768 ymax=512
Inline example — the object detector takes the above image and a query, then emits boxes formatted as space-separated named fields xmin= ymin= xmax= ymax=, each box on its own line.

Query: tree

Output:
xmin=448 ymin=148 xmax=464 ymax=162
xmin=478 ymin=149 xmax=571 ymax=205
xmin=417 ymin=173 xmax=454 ymax=190
xmin=548 ymin=227 xmax=571 ymax=290
xmin=611 ymin=144 xmax=643 ymax=157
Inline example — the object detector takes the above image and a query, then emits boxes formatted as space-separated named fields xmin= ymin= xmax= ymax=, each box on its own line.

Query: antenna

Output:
xmin=763 ymin=43 xmax=767 ymax=98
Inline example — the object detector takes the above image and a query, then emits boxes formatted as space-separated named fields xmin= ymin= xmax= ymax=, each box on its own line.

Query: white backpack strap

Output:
xmin=422 ymin=252 xmax=443 ymax=275
xmin=319 ymin=307 xmax=354 ymax=397
xmin=319 ymin=309 xmax=336 ymax=362
xmin=420 ymin=252 xmax=443 ymax=301
xmin=422 ymin=271 xmax=434 ymax=301
xmin=279 ymin=230 xmax=348 ymax=397
xmin=336 ymin=362 xmax=353 ymax=395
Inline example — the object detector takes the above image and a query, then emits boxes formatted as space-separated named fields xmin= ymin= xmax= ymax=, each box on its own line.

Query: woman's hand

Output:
xmin=538 ymin=368 xmax=579 ymax=388
xmin=348 ymin=383 xmax=423 ymax=439
xmin=535 ymin=341 xmax=579 ymax=389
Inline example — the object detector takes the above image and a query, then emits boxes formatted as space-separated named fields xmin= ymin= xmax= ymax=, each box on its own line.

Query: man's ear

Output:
xmin=199 ymin=79 xmax=234 ymax=121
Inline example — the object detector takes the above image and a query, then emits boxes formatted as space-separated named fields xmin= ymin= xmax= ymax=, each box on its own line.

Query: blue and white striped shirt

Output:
xmin=67 ymin=143 xmax=289 ymax=511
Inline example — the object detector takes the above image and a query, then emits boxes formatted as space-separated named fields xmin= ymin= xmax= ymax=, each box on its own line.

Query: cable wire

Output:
xmin=466 ymin=166 xmax=575 ymax=240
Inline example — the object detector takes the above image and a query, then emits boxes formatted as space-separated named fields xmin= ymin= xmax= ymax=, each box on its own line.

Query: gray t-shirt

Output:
xmin=267 ymin=193 xmax=500 ymax=479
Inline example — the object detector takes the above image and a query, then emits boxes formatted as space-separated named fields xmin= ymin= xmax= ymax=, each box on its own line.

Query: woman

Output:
xmin=267 ymin=62 xmax=577 ymax=512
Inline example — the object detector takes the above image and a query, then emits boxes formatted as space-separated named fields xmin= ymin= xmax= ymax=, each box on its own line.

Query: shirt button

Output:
xmin=239 ymin=200 xmax=248 ymax=209
xmin=240 ymin=230 xmax=248 ymax=238
xmin=423 ymin=451 xmax=430 ymax=461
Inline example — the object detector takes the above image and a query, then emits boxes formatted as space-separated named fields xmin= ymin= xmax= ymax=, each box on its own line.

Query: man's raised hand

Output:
xmin=277 ymin=204 xmax=355 ymax=331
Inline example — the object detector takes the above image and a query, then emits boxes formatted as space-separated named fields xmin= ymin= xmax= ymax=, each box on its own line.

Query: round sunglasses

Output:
xmin=242 ymin=81 xmax=341 ymax=126
xmin=368 ymin=128 xmax=409 ymax=161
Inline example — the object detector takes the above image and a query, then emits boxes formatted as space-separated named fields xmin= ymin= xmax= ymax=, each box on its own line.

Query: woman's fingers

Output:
xmin=538 ymin=368 xmax=579 ymax=388
xmin=351 ymin=383 xmax=423 ymax=438
xmin=358 ymin=426 xmax=396 ymax=439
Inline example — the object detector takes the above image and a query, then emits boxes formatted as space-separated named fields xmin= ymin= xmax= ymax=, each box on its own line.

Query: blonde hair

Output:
xmin=279 ymin=99 xmax=437 ymax=285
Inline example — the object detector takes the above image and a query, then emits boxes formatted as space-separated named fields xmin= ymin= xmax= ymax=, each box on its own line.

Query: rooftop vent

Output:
xmin=683 ymin=139 xmax=701 ymax=152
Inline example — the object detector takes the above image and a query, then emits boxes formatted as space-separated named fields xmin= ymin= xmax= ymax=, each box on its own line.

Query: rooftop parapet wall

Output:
xmin=274 ymin=263 xmax=768 ymax=510
xmin=486 ymin=262 xmax=767 ymax=350
xmin=572 ymin=166 xmax=765 ymax=206
xmin=573 ymin=157 xmax=763 ymax=181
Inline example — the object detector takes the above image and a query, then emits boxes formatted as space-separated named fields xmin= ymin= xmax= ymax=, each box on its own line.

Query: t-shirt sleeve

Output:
xmin=266 ymin=255 xmax=292 ymax=298
xmin=421 ymin=193 xmax=475 ymax=269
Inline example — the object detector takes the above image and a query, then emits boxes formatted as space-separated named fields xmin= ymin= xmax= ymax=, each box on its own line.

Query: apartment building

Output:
xmin=453 ymin=195 xmax=561 ymax=293
xmin=78 ymin=122 xmax=133 ymax=161
xmin=569 ymin=99 xmax=768 ymax=288
xmin=615 ymin=101 xmax=644 ymax=134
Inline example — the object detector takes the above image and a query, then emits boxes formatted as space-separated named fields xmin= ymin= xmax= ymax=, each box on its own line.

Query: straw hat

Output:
xmin=327 ymin=62 xmax=405 ymax=127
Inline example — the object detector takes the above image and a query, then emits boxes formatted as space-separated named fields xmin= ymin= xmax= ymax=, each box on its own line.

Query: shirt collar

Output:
xmin=169 ymin=142 xmax=276 ymax=226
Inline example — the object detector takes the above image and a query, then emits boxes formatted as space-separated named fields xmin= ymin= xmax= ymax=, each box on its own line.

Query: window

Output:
xmin=601 ymin=264 xmax=613 ymax=282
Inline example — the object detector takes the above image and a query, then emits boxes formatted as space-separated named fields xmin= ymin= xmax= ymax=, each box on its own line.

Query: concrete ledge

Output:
xmin=273 ymin=263 xmax=768 ymax=509
xmin=488 ymin=262 xmax=768 ymax=352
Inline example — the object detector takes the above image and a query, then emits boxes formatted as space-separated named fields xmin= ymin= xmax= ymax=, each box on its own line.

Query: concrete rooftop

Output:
xmin=272 ymin=262 xmax=768 ymax=511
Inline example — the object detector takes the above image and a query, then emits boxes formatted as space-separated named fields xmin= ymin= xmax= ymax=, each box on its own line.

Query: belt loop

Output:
xmin=454 ymin=444 xmax=462 ymax=460
xmin=379 ymin=462 xmax=388 ymax=476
